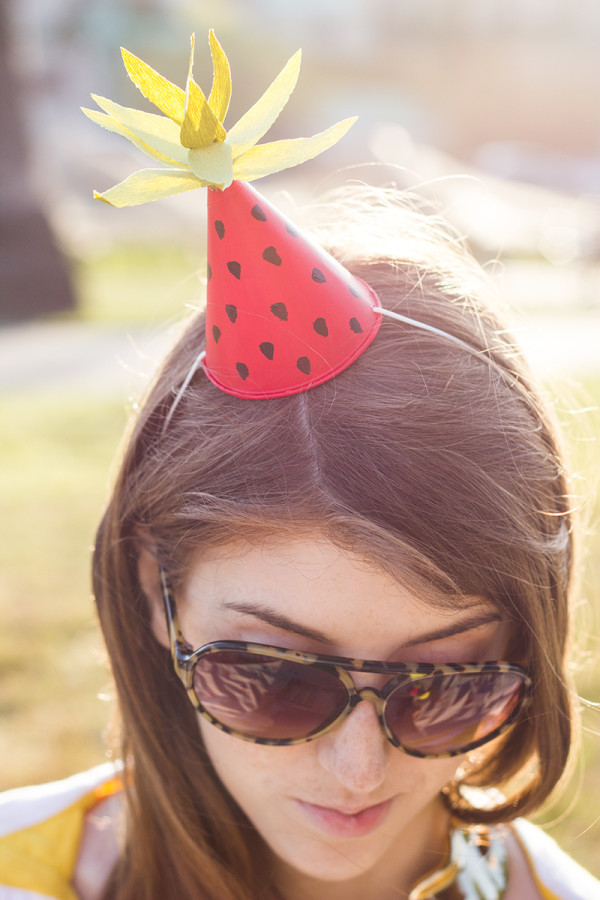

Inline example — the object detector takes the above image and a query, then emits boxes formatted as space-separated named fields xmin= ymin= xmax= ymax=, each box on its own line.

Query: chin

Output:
xmin=264 ymin=824 xmax=399 ymax=884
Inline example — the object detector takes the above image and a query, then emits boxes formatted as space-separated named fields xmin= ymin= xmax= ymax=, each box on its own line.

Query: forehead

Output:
xmin=182 ymin=534 xmax=496 ymax=652
xmin=188 ymin=533 xmax=398 ymax=603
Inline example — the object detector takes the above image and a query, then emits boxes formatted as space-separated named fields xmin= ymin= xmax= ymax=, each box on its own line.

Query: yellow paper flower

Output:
xmin=83 ymin=31 xmax=356 ymax=207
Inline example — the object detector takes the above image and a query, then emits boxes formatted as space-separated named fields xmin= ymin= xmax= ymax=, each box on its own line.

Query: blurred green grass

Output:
xmin=0 ymin=394 xmax=125 ymax=779
xmin=534 ymin=373 xmax=600 ymax=876
xmin=0 ymin=244 xmax=598 ymax=876
xmin=73 ymin=242 xmax=205 ymax=324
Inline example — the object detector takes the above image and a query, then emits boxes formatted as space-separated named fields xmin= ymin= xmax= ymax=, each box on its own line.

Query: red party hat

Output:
xmin=86 ymin=33 xmax=384 ymax=399
xmin=204 ymin=181 xmax=381 ymax=398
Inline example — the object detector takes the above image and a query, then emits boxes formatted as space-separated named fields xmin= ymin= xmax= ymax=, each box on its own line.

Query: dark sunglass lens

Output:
xmin=386 ymin=670 xmax=525 ymax=755
xmin=193 ymin=651 xmax=349 ymax=740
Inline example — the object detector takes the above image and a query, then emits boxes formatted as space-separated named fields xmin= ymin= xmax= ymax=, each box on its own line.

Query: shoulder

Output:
xmin=0 ymin=764 xmax=122 ymax=900
xmin=507 ymin=818 xmax=600 ymax=900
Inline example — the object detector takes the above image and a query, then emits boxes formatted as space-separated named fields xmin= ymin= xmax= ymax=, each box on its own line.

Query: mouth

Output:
xmin=295 ymin=796 xmax=394 ymax=838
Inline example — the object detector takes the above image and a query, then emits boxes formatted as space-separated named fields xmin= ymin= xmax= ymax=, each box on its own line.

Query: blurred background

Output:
xmin=1 ymin=0 xmax=599 ymax=877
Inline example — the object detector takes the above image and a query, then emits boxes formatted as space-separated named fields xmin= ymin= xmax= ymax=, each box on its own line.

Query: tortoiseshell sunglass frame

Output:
xmin=160 ymin=568 xmax=532 ymax=759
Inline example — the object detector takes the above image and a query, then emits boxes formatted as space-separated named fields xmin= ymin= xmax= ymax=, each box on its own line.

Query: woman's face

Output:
xmin=156 ymin=536 xmax=509 ymax=892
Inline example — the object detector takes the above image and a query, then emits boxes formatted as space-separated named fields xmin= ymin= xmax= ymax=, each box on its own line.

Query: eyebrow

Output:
xmin=222 ymin=601 xmax=501 ymax=649
xmin=223 ymin=601 xmax=333 ymax=643
xmin=401 ymin=610 xmax=502 ymax=647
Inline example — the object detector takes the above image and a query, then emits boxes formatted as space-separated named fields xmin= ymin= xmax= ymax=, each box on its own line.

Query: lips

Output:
xmin=295 ymin=797 xmax=394 ymax=838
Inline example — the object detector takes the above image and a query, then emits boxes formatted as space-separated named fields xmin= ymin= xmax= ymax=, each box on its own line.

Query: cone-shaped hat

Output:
xmin=204 ymin=181 xmax=381 ymax=398
xmin=85 ymin=32 xmax=385 ymax=399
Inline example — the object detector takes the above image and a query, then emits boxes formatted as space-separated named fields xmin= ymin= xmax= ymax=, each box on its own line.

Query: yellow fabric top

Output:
xmin=511 ymin=818 xmax=600 ymax=900
xmin=0 ymin=765 xmax=122 ymax=900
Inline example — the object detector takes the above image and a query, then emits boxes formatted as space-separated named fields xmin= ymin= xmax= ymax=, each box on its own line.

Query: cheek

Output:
xmin=397 ymin=755 xmax=464 ymax=795
xmin=198 ymin=718 xmax=308 ymax=806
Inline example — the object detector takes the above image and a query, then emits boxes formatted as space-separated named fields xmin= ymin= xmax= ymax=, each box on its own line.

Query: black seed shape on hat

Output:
xmin=271 ymin=302 xmax=288 ymax=321
xmin=259 ymin=341 xmax=274 ymax=360
xmin=251 ymin=204 xmax=267 ymax=221
xmin=227 ymin=261 xmax=241 ymax=279
xmin=349 ymin=317 xmax=363 ymax=334
xmin=313 ymin=317 xmax=328 ymax=337
xmin=297 ymin=356 xmax=311 ymax=375
xmin=349 ymin=285 xmax=360 ymax=298
xmin=312 ymin=268 xmax=326 ymax=283
xmin=207 ymin=263 xmax=212 ymax=282
xmin=263 ymin=246 xmax=282 ymax=266
xmin=236 ymin=362 xmax=249 ymax=380
xmin=215 ymin=220 xmax=225 ymax=239
xmin=212 ymin=325 xmax=221 ymax=343
xmin=225 ymin=304 xmax=238 ymax=323
xmin=285 ymin=222 xmax=299 ymax=237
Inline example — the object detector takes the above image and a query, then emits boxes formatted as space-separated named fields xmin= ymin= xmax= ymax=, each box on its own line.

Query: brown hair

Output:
xmin=94 ymin=186 xmax=576 ymax=900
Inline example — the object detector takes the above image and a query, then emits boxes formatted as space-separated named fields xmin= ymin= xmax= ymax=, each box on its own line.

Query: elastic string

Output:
xmin=373 ymin=306 xmax=475 ymax=353
xmin=162 ymin=350 xmax=206 ymax=433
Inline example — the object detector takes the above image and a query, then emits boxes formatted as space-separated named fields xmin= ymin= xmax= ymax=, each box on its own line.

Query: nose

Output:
xmin=316 ymin=696 xmax=389 ymax=794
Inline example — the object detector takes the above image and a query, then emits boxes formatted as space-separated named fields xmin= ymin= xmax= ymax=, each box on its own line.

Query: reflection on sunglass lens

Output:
xmin=193 ymin=650 xmax=526 ymax=754
xmin=385 ymin=671 xmax=524 ymax=754
xmin=194 ymin=651 xmax=349 ymax=740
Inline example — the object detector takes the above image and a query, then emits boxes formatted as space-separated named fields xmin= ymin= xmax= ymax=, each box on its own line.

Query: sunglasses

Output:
xmin=160 ymin=568 xmax=532 ymax=759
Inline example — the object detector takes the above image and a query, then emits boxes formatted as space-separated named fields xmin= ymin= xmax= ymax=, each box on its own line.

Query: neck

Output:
xmin=273 ymin=795 xmax=452 ymax=900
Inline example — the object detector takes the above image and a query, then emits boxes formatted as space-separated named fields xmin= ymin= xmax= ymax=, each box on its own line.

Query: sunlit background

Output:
xmin=1 ymin=0 xmax=599 ymax=877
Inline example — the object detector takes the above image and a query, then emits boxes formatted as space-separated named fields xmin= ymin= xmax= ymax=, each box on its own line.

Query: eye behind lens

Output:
xmin=384 ymin=670 xmax=527 ymax=757
xmin=193 ymin=651 xmax=350 ymax=742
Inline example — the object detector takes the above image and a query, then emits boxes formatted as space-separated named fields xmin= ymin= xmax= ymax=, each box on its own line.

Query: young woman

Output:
xmin=0 ymin=34 xmax=597 ymax=900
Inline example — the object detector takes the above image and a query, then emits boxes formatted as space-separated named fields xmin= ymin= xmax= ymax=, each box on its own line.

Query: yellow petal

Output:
xmin=207 ymin=30 xmax=231 ymax=123
xmin=90 ymin=95 xmax=188 ymax=164
xmin=227 ymin=49 xmax=301 ymax=158
xmin=94 ymin=168 xmax=202 ymax=207
xmin=82 ymin=107 xmax=182 ymax=165
xmin=187 ymin=141 xmax=233 ymax=189
xmin=182 ymin=79 xmax=226 ymax=149
xmin=121 ymin=47 xmax=186 ymax=125
xmin=232 ymin=117 xmax=357 ymax=182
xmin=181 ymin=34 xmax=226 ymax=149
